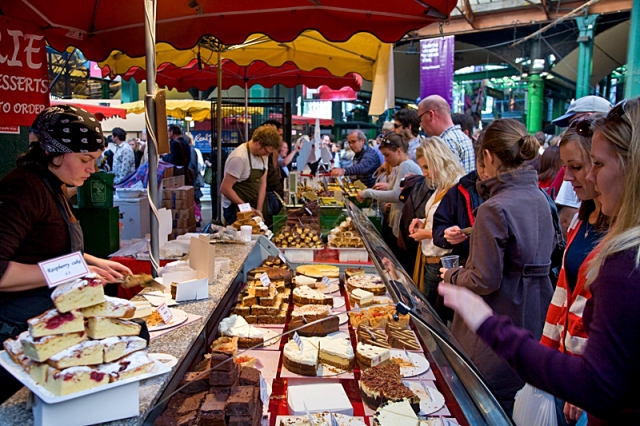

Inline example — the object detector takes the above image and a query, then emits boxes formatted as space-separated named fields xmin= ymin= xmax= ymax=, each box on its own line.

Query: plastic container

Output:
xmin=77 ymin=172 xmax=115 ymax=208
xmin=240 ymin=225 xmax=252 ymax=243
xmin=216 ymin=257 xmax=231 ymax=273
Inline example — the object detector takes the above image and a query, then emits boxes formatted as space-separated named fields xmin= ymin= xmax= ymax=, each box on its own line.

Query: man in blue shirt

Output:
xmin=329 ymin=130 xmax=380 ymax=188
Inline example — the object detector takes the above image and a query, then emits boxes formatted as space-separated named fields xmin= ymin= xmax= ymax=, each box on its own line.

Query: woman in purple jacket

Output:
xmin=439 ymin=97 xmax=640 ymax=425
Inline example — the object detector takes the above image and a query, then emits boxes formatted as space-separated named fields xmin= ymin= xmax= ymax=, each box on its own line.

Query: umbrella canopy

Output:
xmin=106 ymin=59 xmax=362 ymax=93
xmin=50 ymin=101 xmax=127 ymax=121
xmin=118 ymin=99 xmax=263 ymax=122
xmin=0 ymin=1 xmax=456 ymax=61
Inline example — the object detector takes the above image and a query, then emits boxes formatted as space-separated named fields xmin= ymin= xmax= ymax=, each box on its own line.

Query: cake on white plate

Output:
xmin=3 ymin=331 xmax=29 ymax=363
xmin=292 ymin=285 xmax=333 ymax=307
xmin=3 ymin=332 xmax=48 ymax=383
xmin=372 ymin=398 xmax=419 ymax=426
xmin=85 ymin=317 xmax=141 ymax=340
xmin=100 ymin=336 xmax=147 ymax=363
xmin=289 ymin=305 xmax=339 ymax=337
xmin=80 ymin=296 xmax=136 ymax=319
xmin=292 ymin=275 xmax=319 ymax=287
xmin=356 ymin=342 xmax=390 ymax=369
xmin=47 ymin=340 xmax=104 ymax=369
xmin=295 ymin=264 xmax=340 ymax=278
xmin=51 ymin=274 xmax=105 ymax=313
xmin=346 ymin=275 xmax=387 ymax=296
xmin=218 ymin=315 xmax=265 ymax=347
xmin=350 ymin=288 xmax=375 ymax=308
xmin=27 ymin=308 xmax=85 ymax=338
xmin=283 ymin=334 xmax=355 ymax=376
xmin=43 ymin=365 xmax=110 ymax=396
xmin=318 ymin=335 xmax=355 ymax=371
xmin=21 ymin=331 xmax=88 ymax=362
xmin=97 ymin=351 xmax=156 ymax=382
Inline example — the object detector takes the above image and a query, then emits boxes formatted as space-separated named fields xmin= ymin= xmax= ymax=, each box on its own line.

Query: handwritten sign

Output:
xmin=259 ymin=272 xmax=272 ymax=287
xmin=157 ymin=303 xmax=174 ymax=324
xmin=238 ymin=203 xmax=252 ymax=213
xmin=38 ymin=251 xmax=90 ymax=288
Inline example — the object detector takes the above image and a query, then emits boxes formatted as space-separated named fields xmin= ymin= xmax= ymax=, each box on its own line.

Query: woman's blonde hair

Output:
xmin=586 ymin=97 xmax=640 ymax=286
xmin=416 ymin=136 xmax=464 ymax=190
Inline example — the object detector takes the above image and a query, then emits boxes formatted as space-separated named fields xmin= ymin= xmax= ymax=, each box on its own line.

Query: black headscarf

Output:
xmin=32 ymin=105 xmax=105 ymax=154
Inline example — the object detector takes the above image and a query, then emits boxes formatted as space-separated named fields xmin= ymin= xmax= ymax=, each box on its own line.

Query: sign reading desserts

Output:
xmin=38 ymin=251 xmax=90 ymax=288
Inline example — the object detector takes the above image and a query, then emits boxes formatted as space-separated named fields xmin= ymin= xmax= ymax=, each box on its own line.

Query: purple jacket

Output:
xmin=477 ymin=248 xmax=640 ymax=424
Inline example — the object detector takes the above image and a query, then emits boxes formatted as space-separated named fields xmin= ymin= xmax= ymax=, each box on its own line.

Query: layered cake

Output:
xmin=350 ymin=288 xmax=375 ymax=308
xmin=101 ymin=335 xmax=147 ymax=362
xmin=318 ymin=335 xmax=354 ymax=371
xmin=51 ymin=274 xmax=105 ymax=313
xmin=43 ymin=366 xmax=109 ymax=396
xmin=47 ymin=340 xmax=104 ymax=369
xmin=21 ymin=331 xmax=87 ymax=362
xmin=248 ymin=266 xmax=292 ymax=284
xmin=356 ymin=342 xmax=390 ymax=369
xmin=347 ymin=275 xmax=387 ymax=296
xmin=295 ymin=264 xmax=340 ymax=279
xmin=292 ymin=286 xmax=333 ymax=307
xmin=292 ymin=275 xmax=318 ymax=287
xmin=386 ymin=323 xmax=421 ymax=350
xmin=218 ymin=315 xmax=264 ymax=347
xmin=210 ymin=336 xmax=238 ymax=356
xmin=19 ymin=356 xmax=48 ymax=384
xmin=345 ymin=267 xmax=365 ymax=278
xmin=27 ymin=308 xmax=85 ymax=338
xmin=3 ymin=331 xmax=28 ymax=363
xmin=80 ymin=296 xmax=136 ymax=318
xmin=97 ymin=351 xmax=155 ymax=382
xmin=289 ymin=305 xmax=339 ymax=337
xmin=282 ymin=336 xmax=318 ymax=376
xmin=85 ymin=317 xmax=141 ymax=339
xmin=357 ymin=323 xmax=390 ymax=348
xmin=372 ymin=398 xmax=420 ymax=426
xmin=360 ymin=364 xmax=420 ymax=412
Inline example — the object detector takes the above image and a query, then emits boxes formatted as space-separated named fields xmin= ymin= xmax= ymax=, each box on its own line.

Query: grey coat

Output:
xmin=444 ymin=168 xmax=555 ymax=410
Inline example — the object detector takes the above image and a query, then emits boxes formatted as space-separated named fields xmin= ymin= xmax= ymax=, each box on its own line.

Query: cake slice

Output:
xmin=295 ymin=264 xmax=340 ymax=278
xmin=210 ymin=335 xmax=239 ymax=356
xmin=350 ymin=288 xmax=375 ymax=308
xmin=357 ymin=323 xmax=390 ymax=348
xmin=43 ymin=366 xmax=109 ymax=396
xmin=356 ymin=342 xmax=390 ymax=369
xmin=47 ymin=340 xmax=104 ymax=369
xmin=27 ymin=308 xmax=85 ymax=338
xmin=18 ymin=356 xmax=48 ymax=384
xmin=51 ymin=274 xmax=105 ymax=313
xmin=97 ymin=351 xmax=156 ymax=382
xmin=199 ymin=392 xmax=227 ymax=426
xmin=345 ymin=267 xmax=365 ymax=278
xmin=289 ymin=305 xmax=339 ymax=337
xmin=80 ymin=296 xmax=136 ymax=319
xmin=3 ymin=331 xmax=29 ymax=363
xmin=21 ymin=331 xmax=87 ymax=362
xmin=282 ymin=336 xmax=319 ymax=376
xmin=386 ymin=323 xmax=421 ymax=350
xmin=292 ymin=275 xmax=318 ymax=287
xmin=85 ymin=317 xmax=141 ymax=339
xmin=319 ymin=335 xmax=355 ymax=371
xmin=101 ymin=335 xmax=147 ymax=362
xmin=218 ymin=315 xmax=264 ymax=348
xmin=292 ymin=286 xmax=333 ymax=307
xmin=373 ymin=399 xmax=419 ymax=426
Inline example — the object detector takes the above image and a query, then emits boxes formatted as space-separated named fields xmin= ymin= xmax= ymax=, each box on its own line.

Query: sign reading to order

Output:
xmin=38 ymin=251 xmax=90 ymax=288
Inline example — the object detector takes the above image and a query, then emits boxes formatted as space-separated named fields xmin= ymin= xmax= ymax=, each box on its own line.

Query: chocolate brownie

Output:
xmin=199 ymin=392 xmax=227 ymax=426
xmin=210 ymin=352 xmax=234 ymax=371
xmin=176 ymin=391 xmax=207 ymax=415
xmin=209 ymin=366 xmax=239 ymax=386
xmin=175 ymin=411 xmax=199 ymax=426
xmin=238 ymin=366 xmax=260 ymax=387
xmin=194 ymin=357 xmax=211 ymax=372
xmin=226 ymin=386 xmax=255 ymax=416
xmin=179 ymin=371 xmax=210 ymax=394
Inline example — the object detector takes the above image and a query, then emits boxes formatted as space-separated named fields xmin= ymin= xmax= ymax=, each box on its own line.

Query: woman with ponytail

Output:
xmin=439 ymin=98 xmax=640 ymax=423
xmin=440 ymin=118 xmax=556 ymax=411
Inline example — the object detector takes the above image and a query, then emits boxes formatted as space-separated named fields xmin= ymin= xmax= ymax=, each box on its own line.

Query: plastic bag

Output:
xmin=513 ymin=384 xmax=558 ymax=426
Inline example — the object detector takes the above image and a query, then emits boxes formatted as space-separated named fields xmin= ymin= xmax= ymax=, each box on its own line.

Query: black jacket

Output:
xmin=397 ymin=174 xmax=434 ymax=253
xmin=432 ymin=170 xmax=484 ymax=264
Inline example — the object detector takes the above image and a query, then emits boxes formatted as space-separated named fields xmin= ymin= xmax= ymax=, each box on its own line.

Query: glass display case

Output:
xmin=345 ymin=200 xmax=514 ymax=425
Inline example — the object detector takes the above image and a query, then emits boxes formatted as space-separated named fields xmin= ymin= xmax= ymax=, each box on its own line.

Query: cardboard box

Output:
xmin=161 ymin=175 xmax=186 ymax=190
xmin=162 ymin=185 xmax=194 ymax=201
xmin=162 ymin=199 xmax=192 ymax=210
xmin=172 ymin=206 xmax=195 ymax=220
xmin=173 ymin=216 xmax=196 ymax=229
xmin=172 ymin=224 xmax=197 ymax=237
xmin=162 ymin=166 xmax=174 ymax=178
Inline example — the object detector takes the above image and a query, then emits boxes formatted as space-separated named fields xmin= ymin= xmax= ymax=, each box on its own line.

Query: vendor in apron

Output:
xmin=221 ymin=125 xmax=283 ymax=224
xmin=0 ymin=105 xmax=132 ymax=403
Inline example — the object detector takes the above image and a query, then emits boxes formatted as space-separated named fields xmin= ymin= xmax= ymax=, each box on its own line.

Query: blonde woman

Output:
xmin=438 ymin=98 xmax=640 ymax=423
xmin=408 ymin=137 xmax=464 ymax=316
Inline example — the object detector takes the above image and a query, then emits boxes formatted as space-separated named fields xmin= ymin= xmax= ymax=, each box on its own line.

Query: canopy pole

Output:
xmin=144 ymin=0 xmax=160 ymax=276
xmin=244 ymin=81 xmax=249 ymax=141
xmin=216 ymin=50 xmax=223 ymax=223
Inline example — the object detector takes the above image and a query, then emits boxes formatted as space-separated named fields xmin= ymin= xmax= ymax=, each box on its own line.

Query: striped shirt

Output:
xmin=440 ymin=125 xmax=475 ymax=174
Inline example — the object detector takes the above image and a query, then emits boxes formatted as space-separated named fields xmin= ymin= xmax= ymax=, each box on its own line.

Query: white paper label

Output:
xmin=157 ymin=303 xmax=173 ymax=323
xmin=292 ymin=332 xmax=303 ymax=350
xmin=38 ymin=251 xmax=90 ymax=288
xmin=238 ymin=203 xmax=252 ymax=212
xmin=278 ymin=252 xmax=287 ymax=264
xmin=330 ymin=412 xmax=339 ymax=426
xmin=322 ymin=276 xmax=330 ymax=285
xmin=259 ymin=374 xmax=269 ymax=405
xmin=303 ymin=401 xmax=314 ymax=425
xmin=259 ymin=272 xmax=271 ymax=287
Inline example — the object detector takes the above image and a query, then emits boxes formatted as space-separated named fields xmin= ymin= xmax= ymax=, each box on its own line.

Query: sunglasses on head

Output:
xmin=380 ymin=137 xmax=399 ymax=148
xmin=608 ymin=99 xmax=630 ymax=125
xmin=569 ymin=118 xmax=594 ymax=137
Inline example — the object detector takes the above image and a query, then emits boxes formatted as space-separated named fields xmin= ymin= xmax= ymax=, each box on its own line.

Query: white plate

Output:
xmin=336 ymin=313 xmax=348 ymax=325
xmin=262 ymin=328 xmax=282 ymax=347
xmin=389 ymin=349 xmax=430 ymax=377
xmin=373 ymin=296 xmax=393 ymax=305
xmin=318 ymin=283 xmax=340 ymax=294
xmin=148 ymin=353 xmax=178 ymax=369
xmin=404 ymin=381 xmax=446 ymax=415
xmin=146 ymin=308 xmax=188 ymax=332
xmin=0 ymin=351 xmax=170 ymax=404
xmin=332 ymin=297 xmax=346 ymax=309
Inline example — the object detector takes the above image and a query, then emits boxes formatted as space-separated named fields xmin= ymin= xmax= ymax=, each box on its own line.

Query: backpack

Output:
xmin=540 ymin=188 xmax=566 ymax=287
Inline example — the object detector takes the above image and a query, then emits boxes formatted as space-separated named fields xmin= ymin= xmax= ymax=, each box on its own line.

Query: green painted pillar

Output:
xmin=121 ymin=79 xmax=139 ymax=103
xmin=527 ymin=74 xmax=544 ymax=133
xmin=575 ymin=15 xmax=598 ymax=98
xmin=101 ymin=82 xmax=110 ymax=99
xmin=625 ymin=0 xmax=640 ymax=98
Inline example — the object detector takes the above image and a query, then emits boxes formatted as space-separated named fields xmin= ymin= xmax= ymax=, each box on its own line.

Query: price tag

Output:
xmin=292 ymin=332 xmax=303 ymax=350
xmin=322 ymin=276 xmax=330 ymax=286
xmin=157 ymin=303 xmax=173 ymax=323
xmin=238 ymin=203 xmax=252 ymax=212
xmin=38 ymin=251 xmax=90 ymax=288
xmin=303 ymin=401 xmax=314 ymax=425
xmin=329 ymin=411 xmax=339 ymax=426
xmin=259 ymin=373 xmax=269 ymax=405
xmin=259 ymin=272 xmax=272 ymax=287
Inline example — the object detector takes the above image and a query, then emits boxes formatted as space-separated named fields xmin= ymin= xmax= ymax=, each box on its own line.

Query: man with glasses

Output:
xmin=418 ymin=95 xmax=475 ymax=173
xmin=329 ymin=130 xmax=381 ymax=188
xmin=552 ymin=95 xmax=611 ymax=237
xmin=392 ymin=108 xmax=421 ymax=161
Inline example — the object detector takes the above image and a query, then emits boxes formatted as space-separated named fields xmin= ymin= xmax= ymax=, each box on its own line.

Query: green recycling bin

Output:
xmin=77 ymin=172 xmax=115 ymax=209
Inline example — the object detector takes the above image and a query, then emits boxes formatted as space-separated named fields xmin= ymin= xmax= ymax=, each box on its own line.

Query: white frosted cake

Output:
xmin=97 ymin=351 xmax=155 ymax=382
xmin=356 ymin=342 xmax=390 ymax=369
xmin=218 ymin=315 xmax=265 ymax=347
xmin=350 ymin=288 xmax=375 ymax=307
xmin=318 ymin=335 xmax=355 ymax=370
xmin=292 ymin=285 xmax=333 ymax=307
xmin=347 ymin=275 xmax=386 ymax=295
xmin=372 ymin=398 xmax=419 ymax=426
xmin=282 ymin=336 xmax=319 ymax=376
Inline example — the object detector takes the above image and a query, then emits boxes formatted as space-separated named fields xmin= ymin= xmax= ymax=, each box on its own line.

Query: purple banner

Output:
xmin=419 ymin=36 xmax=455 ymax=107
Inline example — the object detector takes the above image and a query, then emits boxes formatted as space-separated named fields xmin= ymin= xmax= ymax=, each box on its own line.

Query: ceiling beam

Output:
xmin=416 ymin=0 xmax=631 ymax=37
xmin=458 ymin=0 xmax=475 ymax=27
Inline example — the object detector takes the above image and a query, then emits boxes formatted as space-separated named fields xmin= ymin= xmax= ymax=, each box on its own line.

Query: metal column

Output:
xmin=527 ymin=74 xmax=544 ymax=133
xmin=625 ymin=0 xmax=640 ymax=98
xmin=575 ymin=15 xmax=598 ymax=98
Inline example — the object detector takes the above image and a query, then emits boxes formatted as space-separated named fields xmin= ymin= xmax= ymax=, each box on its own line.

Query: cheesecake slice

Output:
xmin=350 ymin=288 xmax=375 ymax=308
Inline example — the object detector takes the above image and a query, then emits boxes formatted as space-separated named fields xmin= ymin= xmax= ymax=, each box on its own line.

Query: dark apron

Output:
xmin=223 ymin=143 xmax=267 ymax=223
